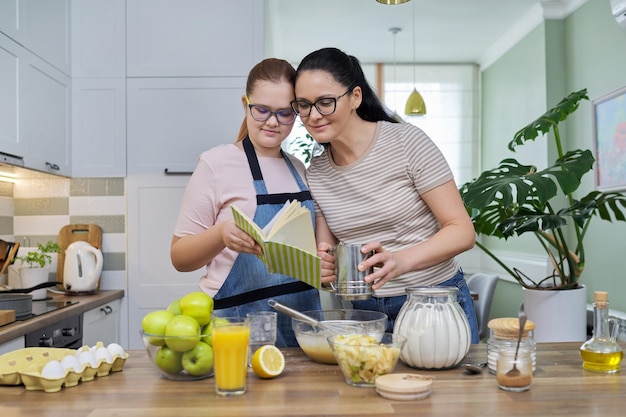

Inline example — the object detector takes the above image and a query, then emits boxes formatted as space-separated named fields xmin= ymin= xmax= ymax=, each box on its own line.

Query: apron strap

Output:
xmin=257 ymin=190 xmax=312 ymax=205
xmin=213 ymin=281 xmax=314 ymax=310
xmin=242 ymin=136 xmax=312 ymax=204
xmin=243 ymin=136 xmax=264 ymax=181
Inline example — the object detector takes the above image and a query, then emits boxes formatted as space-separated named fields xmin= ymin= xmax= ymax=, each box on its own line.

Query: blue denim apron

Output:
xmin=212 ymin=137 xmax=321 ymax=347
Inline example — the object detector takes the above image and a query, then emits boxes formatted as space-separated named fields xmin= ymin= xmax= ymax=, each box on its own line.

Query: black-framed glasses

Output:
xmin=245 ymin=96 xmax=297 ymax=125
xmin=290 ymin=90 xmax=351 ymax=117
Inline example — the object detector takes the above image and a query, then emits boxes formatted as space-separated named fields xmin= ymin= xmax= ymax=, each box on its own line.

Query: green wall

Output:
xmin=481 ymin=0 xmax=626 ymax=319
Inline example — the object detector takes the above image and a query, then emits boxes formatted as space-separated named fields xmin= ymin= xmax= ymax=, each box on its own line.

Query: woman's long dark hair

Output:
xmin=295 ymin=47 xmax=398 ymax=123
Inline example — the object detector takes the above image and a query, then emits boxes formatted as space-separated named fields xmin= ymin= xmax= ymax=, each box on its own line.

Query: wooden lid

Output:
xmin=487 ymin=317 xmax=535 ymax=339
xmin=375 ymin=373 xmax=433 ymax=400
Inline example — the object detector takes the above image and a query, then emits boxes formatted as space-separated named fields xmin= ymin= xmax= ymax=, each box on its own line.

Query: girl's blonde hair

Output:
xmin=236 ymin=58 xmax=296 ymax=142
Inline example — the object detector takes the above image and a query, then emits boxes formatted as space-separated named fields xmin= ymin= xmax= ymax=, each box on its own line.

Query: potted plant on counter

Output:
xmin=460 ymin=89 xmax=626 ymax=342
xmin=13 ymin=241 xmax=60 ymax=300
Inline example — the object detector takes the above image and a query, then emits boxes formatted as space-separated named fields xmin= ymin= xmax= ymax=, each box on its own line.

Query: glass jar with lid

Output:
xmin=394 ymin=286 xmax=471 ymax=370
xmin=487 ymin=317 xmax=536 ymax=374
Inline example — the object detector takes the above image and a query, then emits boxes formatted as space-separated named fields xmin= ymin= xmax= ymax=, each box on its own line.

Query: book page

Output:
xmin=266 ymin=209 xmax=316 ymax=254
xmin=262 ymin=200 xmax=295 ymax=236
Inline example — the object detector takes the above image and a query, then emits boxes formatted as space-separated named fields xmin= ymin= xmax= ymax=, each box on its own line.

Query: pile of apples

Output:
xmin=141 ymin=291 xmax=219 ymax=377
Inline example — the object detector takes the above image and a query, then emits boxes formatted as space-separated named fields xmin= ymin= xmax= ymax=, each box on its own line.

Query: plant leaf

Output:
xmin=460 ymin=149 xmax=595 ymax=237
xmin=508 ymin=89 xmax=589 ymax=151
xmin=581 ymin=191 xmax=626 ymax=222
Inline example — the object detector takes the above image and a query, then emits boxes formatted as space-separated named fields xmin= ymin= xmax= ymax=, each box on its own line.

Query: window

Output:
xmin=384 ymin=64 xmax=479 ymax=186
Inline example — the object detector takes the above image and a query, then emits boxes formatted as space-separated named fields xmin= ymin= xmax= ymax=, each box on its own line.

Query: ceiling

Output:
xmin=265 ymin=0 xmax=586 ymax=67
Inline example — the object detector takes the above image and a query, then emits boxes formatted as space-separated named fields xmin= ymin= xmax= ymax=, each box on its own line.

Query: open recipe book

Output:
xmin=231 ymin=201 xmax=322 ymax=289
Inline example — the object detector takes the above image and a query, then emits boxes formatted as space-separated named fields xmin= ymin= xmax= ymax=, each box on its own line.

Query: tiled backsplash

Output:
xmin=0 ymin=175 xmax=126 ymax=290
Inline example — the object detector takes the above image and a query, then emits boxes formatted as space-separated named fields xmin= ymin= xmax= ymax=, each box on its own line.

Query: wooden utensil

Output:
xmin=0 ymin=310 xmax=16 ymax=326
xmin=0 ymin=240 xmax=19 ymax=276
xmin=57 ymin=224 xmax=103 ymax=290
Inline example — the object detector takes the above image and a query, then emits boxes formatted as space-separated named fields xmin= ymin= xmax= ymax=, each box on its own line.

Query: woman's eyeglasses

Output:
xmin=290 ymin=90 xmax=351 ymax=117
xmin=245 ymin=96 xmax=297 ymax=125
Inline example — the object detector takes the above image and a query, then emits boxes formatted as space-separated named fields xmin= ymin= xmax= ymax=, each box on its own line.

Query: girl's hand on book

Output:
xmin=223 ymin=220 xmax=262 ymax=255
xmin=317 ymin=243 xmax=337 ymax=286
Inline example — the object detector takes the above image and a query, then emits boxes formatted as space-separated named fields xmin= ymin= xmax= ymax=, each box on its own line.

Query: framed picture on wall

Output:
xmin=592 ymin=86 xmax=626 ymax=191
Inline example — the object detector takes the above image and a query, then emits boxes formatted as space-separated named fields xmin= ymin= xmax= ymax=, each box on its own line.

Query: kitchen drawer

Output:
xmin=83 ymin=299 xmax=121 ymax=347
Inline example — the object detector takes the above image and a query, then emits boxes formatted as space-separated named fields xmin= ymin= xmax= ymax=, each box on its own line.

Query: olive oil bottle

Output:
xmin=580 ymin=291 xmax=623 ymax=373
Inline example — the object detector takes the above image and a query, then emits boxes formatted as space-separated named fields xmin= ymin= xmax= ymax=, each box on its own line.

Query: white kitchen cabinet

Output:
xmin=70 ymin=0 xmax=126 ymax=178
xmin=0 ymin=34 xmax=22 ymax=158
xmin=0 ymin=32 xmax=71 ymax=176
xmin=20 ymin=53 xmax=71 ymax=177
xmin=126 ymin=175 xmax=206 ymax=349
xmin=71 ymin=0 xmax=126 ymax=79
xmin=82 ymin=298 xmax=122 ymax=346
xmin=0 ymin=0 xmax=70 ymax=76
xmin=126 ymin=0 xmax=263 ymax=77
xmin=0 ymin=337 xmax=24 ymax=356
xmin=126 ymin=77 xmax=245 ymax=175
xmin=72 ymin=78 xmax=126 ymax=177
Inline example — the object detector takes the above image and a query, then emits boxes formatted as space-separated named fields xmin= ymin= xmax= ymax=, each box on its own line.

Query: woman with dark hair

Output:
xmin=292 ymin=47 xmax=479 ymax=342
xmin=171 ymin=58 xmax=321 ymax=347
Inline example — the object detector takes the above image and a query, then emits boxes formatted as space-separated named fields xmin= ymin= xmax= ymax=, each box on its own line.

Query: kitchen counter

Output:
xmin=0 ymin=342 xmax=623 ymax=416
xmin=0 ymin=290 xmax=124 ymax=344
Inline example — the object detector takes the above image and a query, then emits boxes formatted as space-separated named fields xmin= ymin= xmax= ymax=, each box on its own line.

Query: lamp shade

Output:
xmin=404 ymin=88 xmax=426 ymax=116
xmin=376 ymin=0 xmax=411 ymax=4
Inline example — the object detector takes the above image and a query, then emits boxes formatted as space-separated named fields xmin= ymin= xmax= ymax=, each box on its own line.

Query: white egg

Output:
xmin=78 ymin=350 xmax=98 ymax=368
xmin=61 ymin=354 xmax=82 ymax=372
xmin=41 ymin=360 xmax=65 ymax=379
xmin=107 ymin=343 xmax=126 ymax=358
xmin=95 ymin=346 xmax=113 ymax=363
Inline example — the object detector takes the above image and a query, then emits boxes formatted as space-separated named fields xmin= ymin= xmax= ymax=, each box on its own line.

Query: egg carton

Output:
xmin=0 ymin=341 xmax=128 ymax=393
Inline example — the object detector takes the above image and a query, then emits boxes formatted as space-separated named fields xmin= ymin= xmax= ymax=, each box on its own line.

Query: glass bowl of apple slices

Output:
xmin=141 ymin=330 xmax=214 ymax=381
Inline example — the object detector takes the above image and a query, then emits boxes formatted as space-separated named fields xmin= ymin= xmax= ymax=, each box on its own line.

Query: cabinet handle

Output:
xmin=100 ymin=305 xmax=113 ymax=315
xmin=45 ymin=162 xmax=60 ymax=171
xmin=164 ymin=168 xmax=193 ymax=176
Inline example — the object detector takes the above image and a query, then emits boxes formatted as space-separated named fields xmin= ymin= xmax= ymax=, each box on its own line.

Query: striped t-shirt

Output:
xmin=307 ymin=121 xmax=461 ymax=297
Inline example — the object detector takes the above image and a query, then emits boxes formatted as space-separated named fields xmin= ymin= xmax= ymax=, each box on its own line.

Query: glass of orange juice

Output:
xmin=212 ymin=316 xmax=250 ymax=396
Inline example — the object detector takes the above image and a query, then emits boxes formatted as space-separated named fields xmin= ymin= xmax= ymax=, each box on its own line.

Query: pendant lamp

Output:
xmin=404 ymin=0 xmax=426 ymax=116
xmin=376 ymin=0 xmax=411 ymax=4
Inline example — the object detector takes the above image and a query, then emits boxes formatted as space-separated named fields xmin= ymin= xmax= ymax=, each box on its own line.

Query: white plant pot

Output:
xmin=523 ymin=285 xmax=587 ymax=342
xmin=18 ymin=267 xmax=50 ymax=300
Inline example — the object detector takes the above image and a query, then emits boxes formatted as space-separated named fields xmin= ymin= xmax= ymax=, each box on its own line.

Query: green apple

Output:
xmin=182 ymin=341 xmax=214 ymax=376
xmin=200 ymin=323 xmax=213 ymax=346
xmin=141 ymin=310 xmax=175 ymax=346
xmin=155 ymin=345 xmax=184 ymax=374
xmin=164 ymin=314 xmax=201 ymax=352
xmin=179 ymin=291 xmax=214 ymax=326
xmin=166 ymin=299 xmax=181 ymax=315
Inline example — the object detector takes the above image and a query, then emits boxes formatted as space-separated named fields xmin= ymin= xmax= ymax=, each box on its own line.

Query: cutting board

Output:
xmin=57 ymin=224 xmax=103 ymax=290
xmin=0 ymin=310 xmax=16 ymax=326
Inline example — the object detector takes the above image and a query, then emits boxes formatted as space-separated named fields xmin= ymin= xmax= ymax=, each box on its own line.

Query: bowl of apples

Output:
xmin=141 ymin=292 xmax=216 ymax=381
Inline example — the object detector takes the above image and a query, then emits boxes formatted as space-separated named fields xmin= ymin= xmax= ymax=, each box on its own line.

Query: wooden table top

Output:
xmin=0 ymin=342 xmax=624 ymax=417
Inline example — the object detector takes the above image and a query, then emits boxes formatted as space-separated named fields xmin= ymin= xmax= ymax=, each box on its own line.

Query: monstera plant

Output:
xmin=460 ymin=89 xmax=626 ymax=290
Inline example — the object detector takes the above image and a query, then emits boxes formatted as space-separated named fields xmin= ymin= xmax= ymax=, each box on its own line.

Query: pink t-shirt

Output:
xmin=173 ymin=143 xmax=308 ymax=296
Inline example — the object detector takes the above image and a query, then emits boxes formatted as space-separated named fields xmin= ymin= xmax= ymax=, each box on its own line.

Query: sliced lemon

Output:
xmin=251 ymin=345 xmax=285 ymax=379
